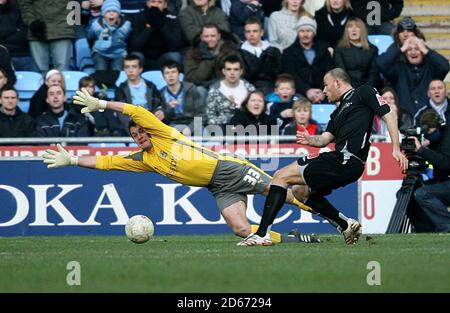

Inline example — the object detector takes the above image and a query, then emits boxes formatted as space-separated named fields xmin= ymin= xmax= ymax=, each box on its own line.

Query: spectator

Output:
xmin=179 ymin=0 xmax=230 ymax=45
xmin=229 ymin=0 xmax=265 ymax=42
xmin=18 ymin=0 xmax=75 ymax=72
xmin=217 ymin=0 xmax=232 ymax=16
xmin=29 ymin=69 xmax=66 ymax=118
xmin=0 ymin=86 xmax=36 ymax=137
xmin=115 ymin=54 xmax=165 ymax=130
xmin=240 ymin=17 xmax=282 ymax=94
xmin=268 ymin=73 xmax=300 ymax=132
xmin=315 ymin=0 xmax=353 ymax=50
xmin=129 ymin=0 xmax=184 ymax=71
xmin=0 ymin=0 xmax=39 ymax=71
xmin=282 ymin=97 xmax=322 ymax=136
xmin=0 ymin=68 xmax=9 ymax=90
xmin=229 ymin=90 xmax=277 ymax=136
xmin=281 ymin=16 xmax=334 ymax=103
xmin=268 ymin=0 xmax=312 ymax=51
xmin=377 ymin=36 xmax=450 ymax=116
xmin=373 ymin=87 xmax=412 ymax=139
xmin=36 ymin=85 xmax=91 ymax=137
xmin=392 ymin=16 xmax=425 ymax=48
xmin=160 ymin=60 xmax=205 ymax=136
xmin=206 ymin=54 xmax=255 ymax=127
xmin=350 ymin=0 xmax=403 ymax=35
xmin=184 ymin=23 xmax=240 ymax=87
xmin=0 ymin=45 xmax=16 ymax=86
xmin=334 ymin=16 xmax=379 ymax=88
xmin=415 ymin=80 xmax=449 ymax=125
xmin=78 ymin=76 xmax=124 ymax=136
xmin=87 ymin=0 xmax=132 ymax=71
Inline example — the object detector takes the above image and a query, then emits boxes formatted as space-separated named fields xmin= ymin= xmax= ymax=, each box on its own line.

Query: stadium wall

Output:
xmin=0 ymin=143 xmax=402 ymax=236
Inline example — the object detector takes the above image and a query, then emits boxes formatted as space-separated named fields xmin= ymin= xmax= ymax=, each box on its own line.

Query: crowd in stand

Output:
xmin=0 ymin=0 xmax=449 ymax=141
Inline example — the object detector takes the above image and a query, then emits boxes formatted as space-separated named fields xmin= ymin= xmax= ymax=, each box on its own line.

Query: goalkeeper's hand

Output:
xmin=42 ymin=144 xmax=78 ymax=169
xmin=73 ymin=88 xmax=107 ymax=114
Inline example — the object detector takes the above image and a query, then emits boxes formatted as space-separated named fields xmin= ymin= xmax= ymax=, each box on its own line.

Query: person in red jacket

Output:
xmin=282 ymin=97 xmax=322 ymax=137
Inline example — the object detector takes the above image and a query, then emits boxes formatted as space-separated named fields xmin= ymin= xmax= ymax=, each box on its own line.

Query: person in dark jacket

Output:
xmin=0 ymin=0 xmax=39 ymax=71
xmin=184 ymin=23 xmax=241 ymax=88
xmin=0 ymin=86 xmax=36 ymax=138
xmin=129 ymin=0 xmax=184 ymax=71
xmin=315 ymin=0 xmax=353 ymax=49
xmin=334 ymin=16 xmax=379 ymax=88
xmin=160 ymin=60 xmax=205 ymax=135
xmin=350 ymin=0 xmax=403 ymax=35
xmin=282 ymin=97 xmax=322 ymax=138
xmin=239 ymin=17 xmax=282 ymax=94
xmin=229 ymin=90 xmax=277 ymax=138
xmin=36 ymin=85 xmax=91 ymax=137
xmin=29 ymin=69 xmax=66 ymax=118
xmin=115 ymin=54 xmax=165 ymax=131
xmin=281 ymin=16 xmax=334 ymax=103
xmin=0 ymin=45 xmax=16 ymax=86
xmin=376 ymin=36 xmax=450 ymax=116
xmin=412 ymin=109 xmax=450 ymax=233
xmin=229 ymin=0 xmax=265 ymax=42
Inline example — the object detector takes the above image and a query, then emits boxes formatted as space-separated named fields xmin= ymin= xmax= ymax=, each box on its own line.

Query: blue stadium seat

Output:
xmin=75 ymin=38 xmax=94 ymax=73
xmin=18 ymin=100 xmax=30 ymax=113
xmin=312 ymin=104 xmax=335 ymax=128
xmin=15 ymin=71 xmax=43 ymax=99
xmin=115 ymin=71 xmax=127 ymax=87
xmin=368 ymin=35 xmax=394 ymax=55
xmin=63 ymin=71 xmax=90 ymax=98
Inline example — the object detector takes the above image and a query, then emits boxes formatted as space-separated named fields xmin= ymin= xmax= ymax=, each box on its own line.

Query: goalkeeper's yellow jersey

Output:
xmin=95 ymin=103 xmax=248 ymax=187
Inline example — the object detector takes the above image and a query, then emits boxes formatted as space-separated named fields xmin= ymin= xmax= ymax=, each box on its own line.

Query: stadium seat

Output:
xmin=63 ymin=71 xmax=90 ymax=98
xmin=18 ymin=100 xmax=30 ymax=113
xmin=312 ymin=104 xmax=336 ymax=128
xmin=115 ymin=71 xmax=128 ymax=87
xmin=15 ymin=71 xmax=43 ymax=100
xmin=368 ymin=35 xmax=394 ymax=54
xmin=75 ymin=38 xmax=95 ymax=73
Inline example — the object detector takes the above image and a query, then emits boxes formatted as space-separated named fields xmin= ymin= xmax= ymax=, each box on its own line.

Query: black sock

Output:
xmin=255 ymin=185 xmax=287 ymax=237
xmin=305 ymin=196 xmax=348 ymax=231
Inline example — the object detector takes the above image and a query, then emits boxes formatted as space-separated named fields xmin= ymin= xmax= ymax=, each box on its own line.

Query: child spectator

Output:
xmin=78 ymin=76 xmax=124 ymax=136
xmin=268 ymin=73 xmax=300 ymax=133
xmin=87 ymin=0 xmax=132 ymax=71
xmin=282 ymin=97 xmax=322 ymax=136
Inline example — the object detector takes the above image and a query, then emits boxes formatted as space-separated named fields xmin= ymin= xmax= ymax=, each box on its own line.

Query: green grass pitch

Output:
xmin=0 ymin=234 xmax=449 ymax=292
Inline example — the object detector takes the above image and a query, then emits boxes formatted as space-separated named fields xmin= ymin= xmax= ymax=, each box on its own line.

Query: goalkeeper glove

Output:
xmin=42 ymin=144 xmax=78 ymax=169
xmin=73 ymin=88 xmax=107 ymax=114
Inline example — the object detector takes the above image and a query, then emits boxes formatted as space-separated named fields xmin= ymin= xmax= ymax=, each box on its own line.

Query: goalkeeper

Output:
xmin=42 ymin=89 xmax=320 ymax=244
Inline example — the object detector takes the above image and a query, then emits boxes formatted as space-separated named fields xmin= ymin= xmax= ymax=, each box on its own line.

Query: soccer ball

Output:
xmin=125 ymin=215 xmax=154 ymax=244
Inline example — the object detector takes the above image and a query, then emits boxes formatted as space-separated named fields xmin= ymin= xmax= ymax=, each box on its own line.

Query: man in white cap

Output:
xmin=281 ymin=16 xmax=333 ymax=104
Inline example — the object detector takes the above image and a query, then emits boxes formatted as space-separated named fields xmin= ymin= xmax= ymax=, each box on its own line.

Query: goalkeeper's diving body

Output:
xmin=42 ymin=89 xmax=320 ymax=244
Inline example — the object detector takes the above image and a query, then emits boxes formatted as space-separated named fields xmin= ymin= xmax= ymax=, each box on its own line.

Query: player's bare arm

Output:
xmin=296 ymin=126 xmax=334 ymax=147
xmin=382 ymin=110 xmax=409 ymax=171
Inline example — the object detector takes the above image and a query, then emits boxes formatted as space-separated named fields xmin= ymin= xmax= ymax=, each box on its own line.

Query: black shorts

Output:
xmin=297 ymin=152 xmax=364 ymax=196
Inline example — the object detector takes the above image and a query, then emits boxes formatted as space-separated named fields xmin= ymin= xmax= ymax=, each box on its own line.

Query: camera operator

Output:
xmin=410 ymin=109 xmax=450 ymax=233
